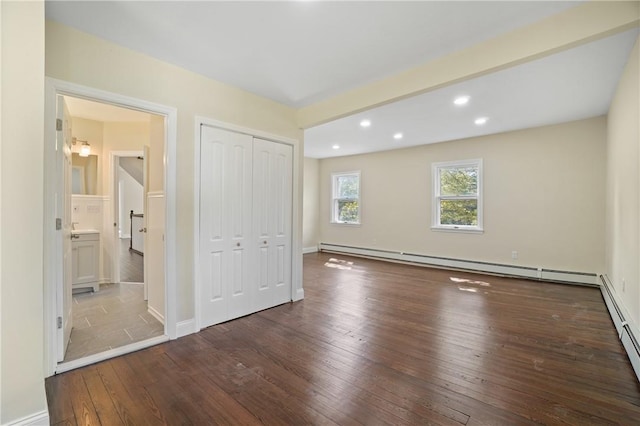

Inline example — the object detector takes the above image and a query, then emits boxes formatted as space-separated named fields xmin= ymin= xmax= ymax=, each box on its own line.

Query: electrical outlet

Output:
xmin=511 ymin=251 xmax=518 ymax=260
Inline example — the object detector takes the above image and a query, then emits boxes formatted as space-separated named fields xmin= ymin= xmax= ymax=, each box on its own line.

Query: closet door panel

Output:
xmin=253 ymin=138 xmax=293 ymax=311
xmin=272 ymin=143 xmax=293 ymax=305
xmin=208 ymin=251 xmax=224 ymax=301
xmin=200 ymin=126 xmax=253 ymax=328
xmin=227 ymin=139 xmax=254 ymax=319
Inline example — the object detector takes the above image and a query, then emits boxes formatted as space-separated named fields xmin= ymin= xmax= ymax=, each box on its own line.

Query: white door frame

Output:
xmin=44 ymin=78 xmax=178 ymax=376
xmin=193 ymin=116 xmax=304 ymax=332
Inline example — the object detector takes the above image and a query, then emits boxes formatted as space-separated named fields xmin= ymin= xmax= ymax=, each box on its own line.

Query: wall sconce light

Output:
xmin=72 ymin=137 xmax=91 ymax=157
xmin=79 ymin=141 xmax=91 ymax=157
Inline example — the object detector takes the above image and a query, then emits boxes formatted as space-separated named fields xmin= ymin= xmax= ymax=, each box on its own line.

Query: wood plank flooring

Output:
xmin=46 ymin=252 xmax=640 ymax=425
xmin=120 ymin=238 xmax=143 ymax=283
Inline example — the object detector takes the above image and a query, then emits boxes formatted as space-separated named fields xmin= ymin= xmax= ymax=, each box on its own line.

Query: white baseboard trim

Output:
xmin=293 ymin=288 xmax=305 ymax=301
xmin=148 ymin=305 xmax=165 ymax=325
xmin=55 ymin=335 xmax=170 ymax=374
xmin=3 ymin=410 xmax=49 ymax=426
xmin=319 ymin=243 xmax=599 ymax=286
xmin=303 ymin=246 xmax=318 ymax=254
xmin=176 ymin=318 xmax=197 ymax=338
xmin=600 ymin=274 xmax=640 ymax=382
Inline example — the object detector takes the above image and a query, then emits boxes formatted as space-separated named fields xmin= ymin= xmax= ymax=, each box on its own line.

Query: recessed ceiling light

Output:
xmin=393 ymin=133 xmax=403 ymax=140
xmin=332 ymin=144 xmax=340 ymax=150
xmin=474 ymin=117 xmax=489 ymax=125
xmin=360 ymin=119 xmax=371 ymax=128
xmin=454 ymin=96 xmax=470 ymax=106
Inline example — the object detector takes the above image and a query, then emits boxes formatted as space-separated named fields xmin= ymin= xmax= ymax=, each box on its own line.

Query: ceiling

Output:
xmin=46 ymin=1 xmax=638 ymax=159
xmin=64 ymin=96 xmax=152 ymax=122
xmin=305 ymin=28 xmax=639 ymax=158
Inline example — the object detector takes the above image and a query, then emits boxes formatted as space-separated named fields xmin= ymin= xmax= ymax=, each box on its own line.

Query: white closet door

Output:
xmin=200 ymin=126 xmax=253 ymax=328
xmin=252 ymin=138 xmax=293 ymax=311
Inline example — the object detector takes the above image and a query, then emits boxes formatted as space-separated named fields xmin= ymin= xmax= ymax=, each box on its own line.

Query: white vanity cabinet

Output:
xmin=71 ymin=230 xmax=100 ymax=292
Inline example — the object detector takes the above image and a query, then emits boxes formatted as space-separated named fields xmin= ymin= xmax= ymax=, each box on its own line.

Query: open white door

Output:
xmin=143 ymin=146 xmax=150 ymax=300
xmin=56 ymin=96 xmax=73 ymax=361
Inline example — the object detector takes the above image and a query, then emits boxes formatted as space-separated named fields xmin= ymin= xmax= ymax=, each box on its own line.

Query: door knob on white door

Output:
xmin=139 ymin=228 xmax=147 ymax=233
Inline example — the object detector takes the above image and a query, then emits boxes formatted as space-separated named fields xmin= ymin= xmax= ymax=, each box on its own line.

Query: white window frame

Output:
xmin=432 ymin=159 xmax=483 ymax=233
xmin=331 ymin=171 xmax=361 ymax=225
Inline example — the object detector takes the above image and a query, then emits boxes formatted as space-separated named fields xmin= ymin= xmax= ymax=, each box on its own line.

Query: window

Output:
xmin=432 ymin=159 xmax=482 ymax=232
xmin=331 ymin=171 xmax=360 ymax=224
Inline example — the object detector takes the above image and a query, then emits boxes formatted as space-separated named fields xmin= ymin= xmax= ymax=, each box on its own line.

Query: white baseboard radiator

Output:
xmin=600 ymin=275 xmax=640 ymax=382
xmin=318 ymin=243 xmax=599 ymax=286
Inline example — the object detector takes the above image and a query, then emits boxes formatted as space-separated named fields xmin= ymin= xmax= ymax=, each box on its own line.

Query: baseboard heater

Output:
xmin=600 ymin=274 xmax=640 ymax=382
xmin=318 ymin=243 xmax=599 ymax=286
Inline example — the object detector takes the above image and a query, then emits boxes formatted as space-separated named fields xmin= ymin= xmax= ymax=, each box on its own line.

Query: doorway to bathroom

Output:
xmin=44 ymin=78 xmax=178 ymax=375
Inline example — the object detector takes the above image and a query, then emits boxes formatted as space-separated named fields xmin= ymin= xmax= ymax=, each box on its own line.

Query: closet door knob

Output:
xmin=236 ymin=242 xmax=241 ymax=247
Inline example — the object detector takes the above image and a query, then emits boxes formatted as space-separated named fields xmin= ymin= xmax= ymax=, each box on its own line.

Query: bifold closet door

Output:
xmin=252 ymin=138 xmax=293 ymax=311
xmin=200 ymin=126 xmax=253 ymax=328
xmin=199 ymin=126 xmax=294 ymax=330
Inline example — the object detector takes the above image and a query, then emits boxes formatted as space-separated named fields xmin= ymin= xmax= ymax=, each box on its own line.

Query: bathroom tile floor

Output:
xmin=64 ymin=283 xmax=164 ymax=362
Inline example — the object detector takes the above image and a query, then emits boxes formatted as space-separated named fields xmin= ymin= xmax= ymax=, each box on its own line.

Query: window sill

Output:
xmin=331 ymin=221 xmax=361 ymax=227
xmin=431 ymin=226 xmax=483 ymax=234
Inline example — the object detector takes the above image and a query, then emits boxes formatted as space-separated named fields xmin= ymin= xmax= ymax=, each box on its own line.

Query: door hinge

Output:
xmin=56 ymin=118 xmax=63 ymax=131
xmin=56 ymin=218 xmax=62 ymax=230
xmin=57 ymin=316 xmax=62 ymax=329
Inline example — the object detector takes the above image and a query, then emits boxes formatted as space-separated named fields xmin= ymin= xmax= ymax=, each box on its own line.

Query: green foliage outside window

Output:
xmin=439 ymin=167 xmax=478 ymax=226
xmin=333 ymin=173 xmax=360 ymax=223
xmin=440 ymin=200 xmax=477 ymax=226
xmin=338 ymin=200 xmax=359 ymax=223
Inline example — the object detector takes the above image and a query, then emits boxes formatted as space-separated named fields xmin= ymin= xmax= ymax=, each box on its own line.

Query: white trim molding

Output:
xmin=148 ymin=306 xmax=165 ymax=325
xmin=431 ymin=158 xmax=483 ymax=233
xmin=55 ymin=336 xmax=169 ymax=375
xmin=176 ymin=319 xmax=197 ymax=338
xmin=600 ymin=274 xmax=640 ymax=382
xmin=303 ymin=246 xmax=318 ymax=254
xmin=3 ymin=410 xmax=49 ymax=426
xmin=319 ymin=243 xmax=599 ymax=286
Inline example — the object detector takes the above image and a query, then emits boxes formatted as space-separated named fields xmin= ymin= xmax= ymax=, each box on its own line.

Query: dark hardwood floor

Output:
xmin=46 ymin=252 xmax=640 ymax=425
xmin=120 ymin=238 xmax=143 ymax=283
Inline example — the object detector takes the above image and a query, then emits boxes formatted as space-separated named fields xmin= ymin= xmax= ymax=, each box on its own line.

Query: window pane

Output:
xmin=338 ymin=200 xmax=359 ymax=223
xmin=440 ymin=167 xmax=477 ymax=196
xmin=440 ymin=199 xmax=477 ymax=226
xmin=337 ymin=175 xmax=359 ymax=198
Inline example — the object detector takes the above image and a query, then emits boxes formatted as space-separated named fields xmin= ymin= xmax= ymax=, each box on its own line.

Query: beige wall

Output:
xmin=71 ymin=117 xmax=152 ymax=196
xmin=319 ymin=117 xmax=606 ymax=273
xmin=101 ymin=121 xmax=150 ymax=195
xmin=606 ymin=35 xmax=640 ymax=331
xmin=0 ymin=1 xmax=48 ymax=424
xmin=303 ymin=157 xmax=320 ymax=250
xmin=46 ymin=21 xmax=302 ymax=323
